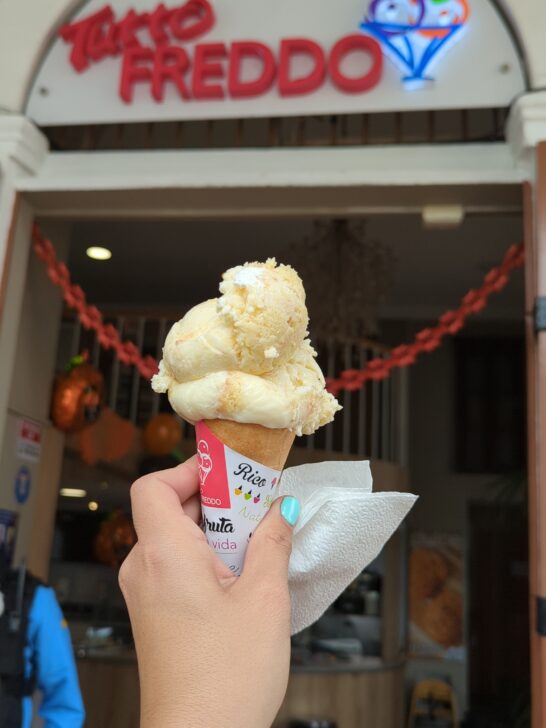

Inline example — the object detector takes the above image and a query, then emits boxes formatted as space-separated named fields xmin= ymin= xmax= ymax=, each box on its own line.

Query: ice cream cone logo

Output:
xmin=253 ymin=494 xmax=261 ymax=504
xmin=197 ymin=440 xmax=213 ymax=484
xmin=271 ymin=477 xmax=277 ymax=490
xmin=234 ymin=485 xmax=243 ymax=496
xmin=360 ymin=0 xmax=470 ymax=84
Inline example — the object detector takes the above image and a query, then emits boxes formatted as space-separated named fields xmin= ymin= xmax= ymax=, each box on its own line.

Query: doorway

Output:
xmin=0 ymin=174 xmax=528 ymax=727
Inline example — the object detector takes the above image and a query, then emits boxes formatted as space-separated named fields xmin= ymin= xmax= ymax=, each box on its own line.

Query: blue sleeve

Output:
xmin=27 ymin=586 xmax=85 ymax=728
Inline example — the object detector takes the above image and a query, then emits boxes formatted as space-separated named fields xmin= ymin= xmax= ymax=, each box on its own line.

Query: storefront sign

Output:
xmin=26 ymin=0 xmax=525 ymax=125
xmin=16 ymin=418 xmax=42 ymax=463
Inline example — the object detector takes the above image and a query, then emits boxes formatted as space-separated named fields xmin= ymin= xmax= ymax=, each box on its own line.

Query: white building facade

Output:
xmin=1 ymin=0 xmax=546 ymax=725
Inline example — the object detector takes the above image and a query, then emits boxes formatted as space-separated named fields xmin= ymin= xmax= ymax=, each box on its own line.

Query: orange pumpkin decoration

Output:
xmin=51 ymin=355 xmax=105 ymax=433
xmin=143 ymin=413 xmax=182 ymax=456
xmin=94 ymin=510 xmax=136 ymax=568
xmin=79 ymin=408 xmax=136 ymax=465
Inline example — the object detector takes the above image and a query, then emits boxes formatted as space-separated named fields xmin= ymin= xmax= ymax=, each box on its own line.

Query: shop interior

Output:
xmin=2 ymin=198 xmax=524 ymax=728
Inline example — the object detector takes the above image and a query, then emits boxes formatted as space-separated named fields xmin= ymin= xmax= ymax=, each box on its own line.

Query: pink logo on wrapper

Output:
xmin=197 ymin=440 xmax=213 ymax=484
xmin=195 ymin=422 xmax=231 ymax=509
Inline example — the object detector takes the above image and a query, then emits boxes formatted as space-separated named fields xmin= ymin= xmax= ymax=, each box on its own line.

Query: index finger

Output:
xmin=130 ymin=456 xmax=201 ymax=544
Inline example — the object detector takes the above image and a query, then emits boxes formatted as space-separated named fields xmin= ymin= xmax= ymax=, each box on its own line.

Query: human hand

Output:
xmin=119 ymin=456 xmax=300 ymax=728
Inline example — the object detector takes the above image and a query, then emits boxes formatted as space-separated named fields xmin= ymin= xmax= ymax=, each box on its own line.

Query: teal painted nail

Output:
xmin=281 ymin=496 xmax=301 ymax=527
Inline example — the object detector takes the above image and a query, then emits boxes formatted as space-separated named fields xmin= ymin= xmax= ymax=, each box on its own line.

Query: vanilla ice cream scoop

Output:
xmin=152 ymin=259 xmax=341 ymax=436
xmin=218 ymin=260 xmax=308 ymax=373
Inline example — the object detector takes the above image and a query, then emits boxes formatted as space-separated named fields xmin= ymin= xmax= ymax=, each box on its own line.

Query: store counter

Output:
xmin=276 ymin=658 xmax=405 ymax=727
xmin=76 ymin=653 xmax=405 ymax=728
xmin=77 ymin=655 xmax=139 ymax=728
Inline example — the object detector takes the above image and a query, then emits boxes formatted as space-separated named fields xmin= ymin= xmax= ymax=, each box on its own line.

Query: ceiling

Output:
xmin=68 ymin=212 xmax=525 ymax=322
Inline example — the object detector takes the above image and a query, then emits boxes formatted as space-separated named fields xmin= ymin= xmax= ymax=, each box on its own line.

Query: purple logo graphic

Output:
xmin=361 ymin=0 xmax=470 ymax=85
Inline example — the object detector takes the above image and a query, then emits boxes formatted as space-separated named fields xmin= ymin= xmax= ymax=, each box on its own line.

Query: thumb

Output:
xmin=240 ymin=496 xmax=301 ymax=585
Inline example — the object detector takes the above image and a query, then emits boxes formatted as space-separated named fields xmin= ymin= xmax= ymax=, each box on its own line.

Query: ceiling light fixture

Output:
xmin=287 ymin=219 xmax=395 ymax=339
xmin=86 ymin=246 xmax=112 ymax=261
xmin=88 ymin=501 xmax=99 ymax=511
xmin=60 ymin=487 xmax=87 ymax=498
xmin=422 ymin=205 xmax=465 ymax=229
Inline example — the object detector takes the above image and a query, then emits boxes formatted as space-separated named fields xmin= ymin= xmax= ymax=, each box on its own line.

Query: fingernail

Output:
xmin=281 ymin=496 xmax=301 ymax=527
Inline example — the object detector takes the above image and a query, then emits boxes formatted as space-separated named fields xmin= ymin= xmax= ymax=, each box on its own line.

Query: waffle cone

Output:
xmin=203 ymin=419 xmax=295 ymax=471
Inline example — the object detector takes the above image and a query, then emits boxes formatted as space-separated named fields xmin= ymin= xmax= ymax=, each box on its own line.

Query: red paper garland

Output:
xmin=33 ymin=225 xmax=524 ymax=393
xmin=325 ymin=241 xmax=525 ymax=395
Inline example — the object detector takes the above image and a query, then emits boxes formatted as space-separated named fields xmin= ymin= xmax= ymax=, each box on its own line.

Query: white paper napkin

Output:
xmin=278 ymin=461 xmax=417 ymax=635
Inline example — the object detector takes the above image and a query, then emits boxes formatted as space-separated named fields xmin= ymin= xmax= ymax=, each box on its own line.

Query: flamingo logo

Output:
xmin=197 ymin=440 xmax=213 ymax=485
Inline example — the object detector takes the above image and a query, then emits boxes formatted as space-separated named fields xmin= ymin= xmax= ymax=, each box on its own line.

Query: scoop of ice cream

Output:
xmin=152 ymin=259 xmax=341 ymax=435
xmin=156 ymin=299 xmax=238 ymax=383
xmin=218 ymin=259 xmax=308 ymax=373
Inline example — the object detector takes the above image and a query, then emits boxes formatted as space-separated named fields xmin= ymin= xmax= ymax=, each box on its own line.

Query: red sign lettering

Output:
xmin=228 ymin=42 xmax=276 ymax=98
xmin=61 ymin=0 xmax=214 ymax=72
xmin=192 ymin=42 xmax=227 ymax=99
xmin=59 ymin=1 xmax=383 ymax=103
xmin=120 ymin=46 xmax=154 ymax=102
xmin=329 ymin=35 xmax=383 ymax=93
xmin=278 ymin=38 xmax=326 ymax=97
xmin=151 ymin=46 xmax=191 ymax=101
xmin=169 ymin=0 xmax=214 ymax=41
xmin=59 ymin=6 xmax=116 ymax=72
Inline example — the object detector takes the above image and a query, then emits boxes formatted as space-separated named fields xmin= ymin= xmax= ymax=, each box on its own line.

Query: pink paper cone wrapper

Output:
xmin=196 ymin=421 xmax=283 ymax=576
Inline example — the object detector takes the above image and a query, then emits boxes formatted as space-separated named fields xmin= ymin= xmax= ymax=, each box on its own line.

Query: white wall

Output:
xmin=498 ymin=0 xmax=546 ymax=87
xmin=8 ymin=222 xmax=69 ymax=419
xmin=0 ymin=0 xmax=80 ymax=114
xmin=0 ymin=221 xmax=70 ymax=575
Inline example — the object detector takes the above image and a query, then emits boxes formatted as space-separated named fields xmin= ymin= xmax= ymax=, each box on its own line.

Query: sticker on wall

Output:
xmin=16 ymin=418 xmax=42 ymax=463
xmin=14 ymin=466 xmax=32 ymax=505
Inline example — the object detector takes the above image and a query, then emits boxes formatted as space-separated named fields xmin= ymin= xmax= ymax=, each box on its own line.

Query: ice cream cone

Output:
xmin=195 ymin=419 xmax=295 ymax=575
xmin=203 ymin=419 xmax=295 ymax=471
xmin=152 ymin=258 xmax=341 ymax=575
xmin=152 ymin=260 xmax=341 ymax=438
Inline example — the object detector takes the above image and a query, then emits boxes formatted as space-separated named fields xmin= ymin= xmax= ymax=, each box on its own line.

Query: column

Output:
xmin=508 ymin=91 xmax=546 ymax=728
xmin=0 ymin=114 xmax=48 ymax=446
xmin=0 ymin=114 xmax=69 ymax=578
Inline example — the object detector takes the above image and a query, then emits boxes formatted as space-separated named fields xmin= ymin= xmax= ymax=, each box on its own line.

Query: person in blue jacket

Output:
xmin=0 ymin=559 xmax=85 ymax=727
